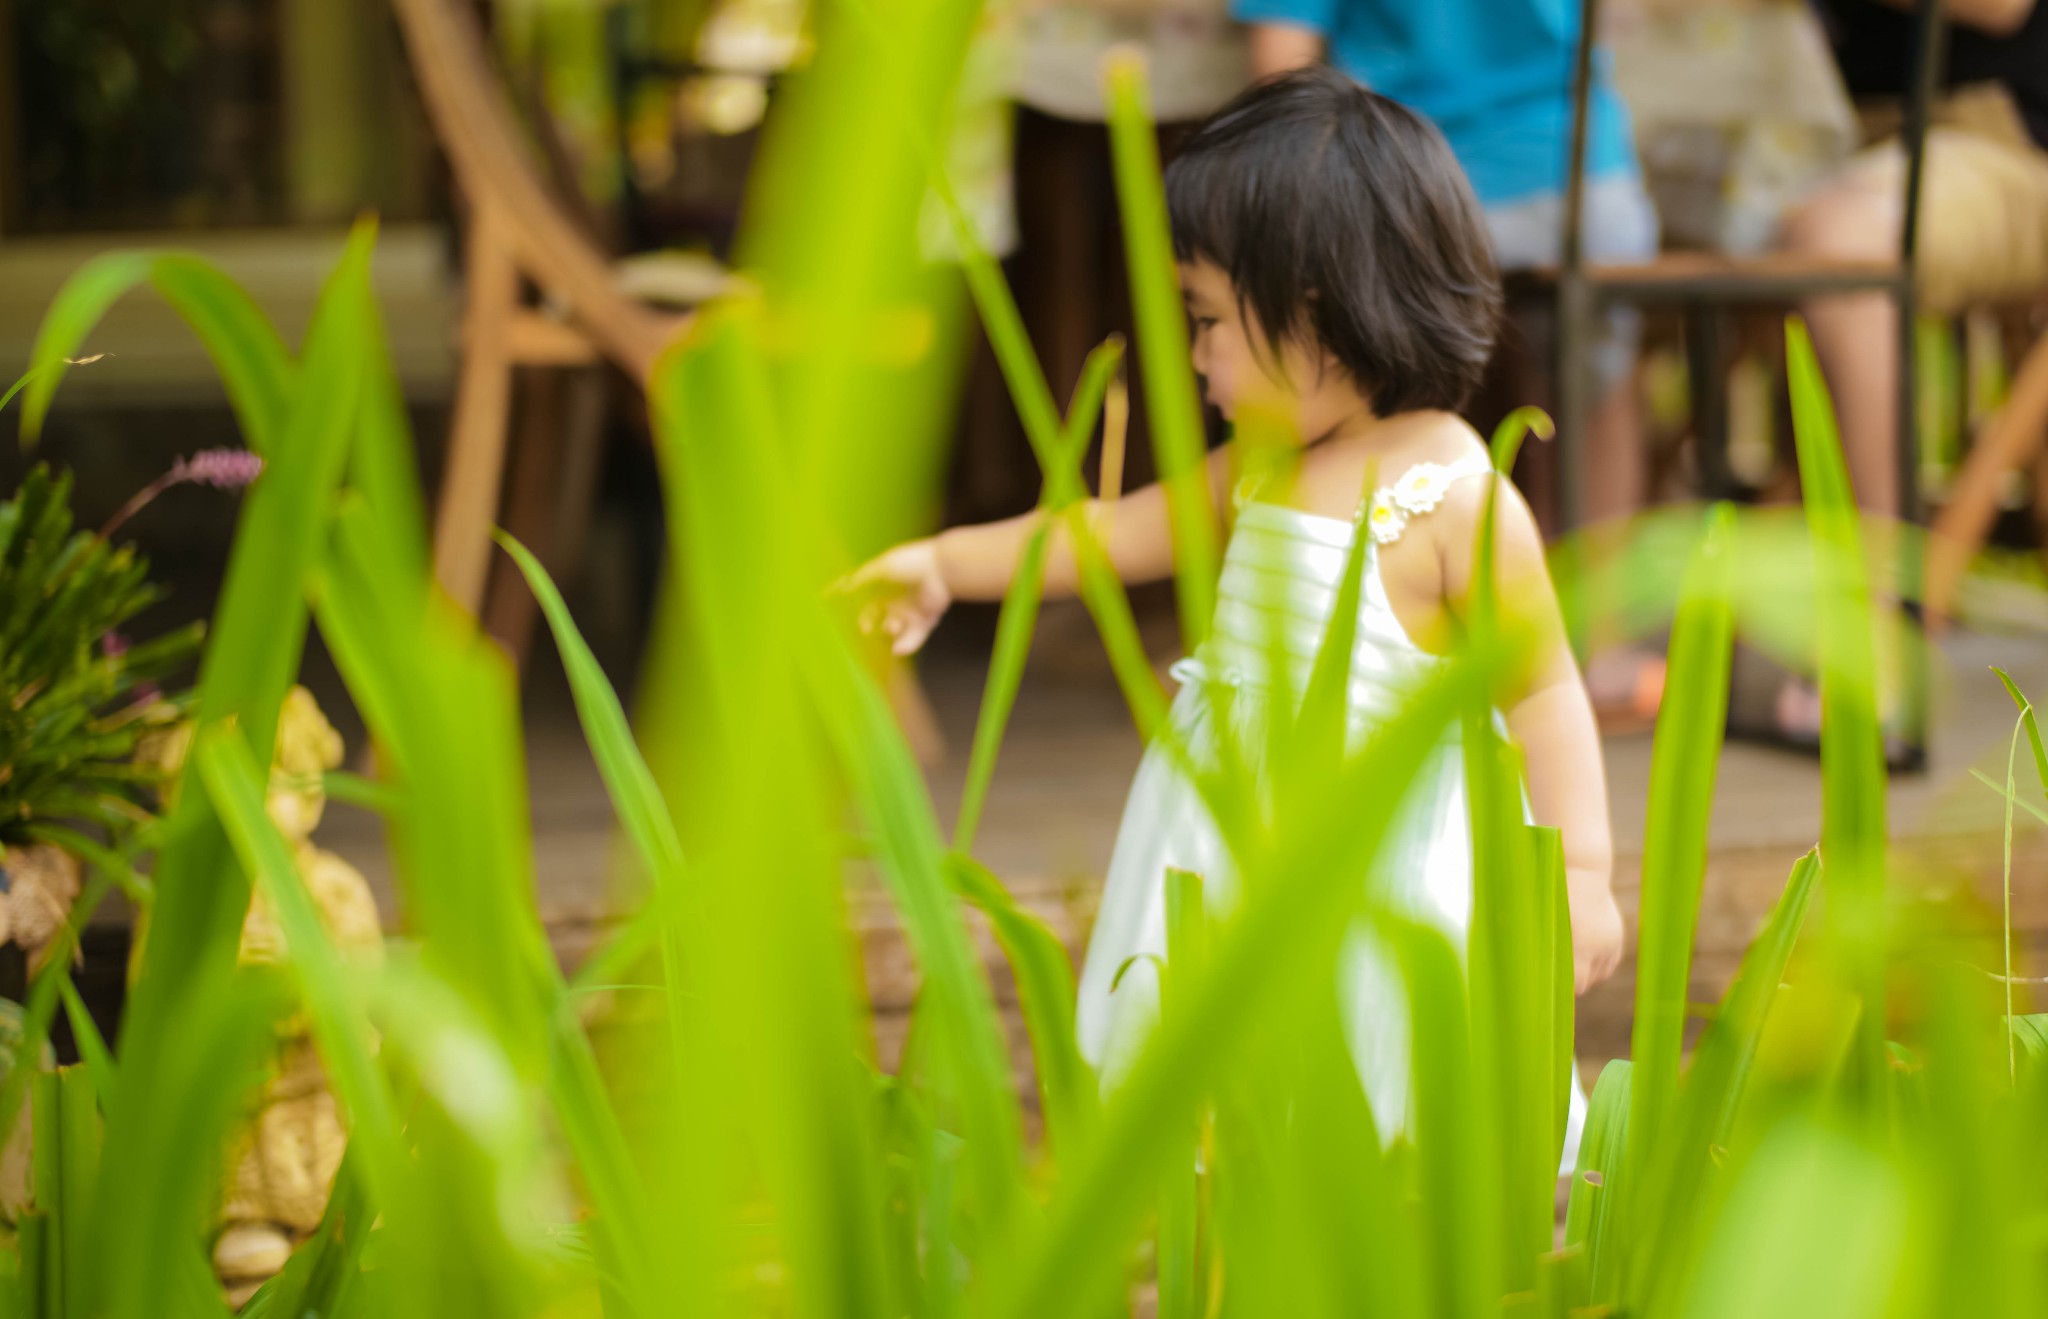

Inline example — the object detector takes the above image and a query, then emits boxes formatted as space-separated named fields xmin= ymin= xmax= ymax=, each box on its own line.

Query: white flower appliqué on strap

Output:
xmin=1366 ymin=491 xmax=1409 ymax=545
xmin=1368 ymin=456 xmax=1494 ymax=545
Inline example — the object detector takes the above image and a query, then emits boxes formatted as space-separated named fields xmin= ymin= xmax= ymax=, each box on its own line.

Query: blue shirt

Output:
xmin=1230 ymin=0 xmax=1640 ymax=207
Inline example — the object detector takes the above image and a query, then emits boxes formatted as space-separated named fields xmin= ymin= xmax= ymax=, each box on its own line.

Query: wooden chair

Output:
xmin=390 ymin=0 xmax=719 ymax=649
xmin=390 ymin=0 xmax=945 ymax=760
xmin=1555 ymin=0 xmax=1944 ymax=525
xmin=1926 ymin=318 xmax=2048 ymax=625
xmin=1553 ymin=0 xmax=1944 ymax=768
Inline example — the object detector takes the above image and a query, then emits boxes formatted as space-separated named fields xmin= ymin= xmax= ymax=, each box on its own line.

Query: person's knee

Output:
xmin=1782 ymin=184 xmax=1898 ymax=261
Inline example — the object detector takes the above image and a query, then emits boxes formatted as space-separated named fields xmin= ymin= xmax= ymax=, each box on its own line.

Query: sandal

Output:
xmin=1586 ymin=645 xmax=1668 ymax=737
xmin=1724 ymin=642 xmax=1926 ymax=775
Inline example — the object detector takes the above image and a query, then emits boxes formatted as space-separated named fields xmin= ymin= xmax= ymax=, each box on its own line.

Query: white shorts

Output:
xmin=1486 ymin=174 xmax=1662 ymax=394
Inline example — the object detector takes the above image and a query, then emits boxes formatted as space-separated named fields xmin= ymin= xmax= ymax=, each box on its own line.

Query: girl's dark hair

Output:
xmin=1166 ymin=66 xmax=1502 ymax=416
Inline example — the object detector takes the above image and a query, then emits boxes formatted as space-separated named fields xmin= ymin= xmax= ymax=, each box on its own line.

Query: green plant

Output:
xmin=0 ymin=464 xmax=200 ymax=848
xmin=3 ymin=2 xmax=2047 ymax=1315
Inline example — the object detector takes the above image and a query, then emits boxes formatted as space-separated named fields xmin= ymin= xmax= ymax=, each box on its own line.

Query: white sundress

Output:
xmin=1073 ymin=452 xmax=1588 ymax=1168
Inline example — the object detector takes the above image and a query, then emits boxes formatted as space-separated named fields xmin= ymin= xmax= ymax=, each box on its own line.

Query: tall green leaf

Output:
xmin=1630 ymin=851 xmax=1822 ymax=1313
xmin=1566 ymin=1059 xmax=1632 ymax=1302
xmin=954 ymin=337 xmax=1123 ymax=855
xmin=21 ymin=252 xmax=294 ymax=453
xmin=1618 ymin=502 xmax=1737 ymax=1299
xmin=987 ymin=660 xmax=1486 ymax=1317
xmin=1785 ymin=318 xmax=1889 ymax=1095
xmin=1103 ymin=52 xmax=1218 ymax=652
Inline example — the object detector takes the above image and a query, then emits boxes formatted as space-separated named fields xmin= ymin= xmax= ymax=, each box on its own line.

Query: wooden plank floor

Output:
xmin=320 ymin=600 xmax=2048 ymax=1092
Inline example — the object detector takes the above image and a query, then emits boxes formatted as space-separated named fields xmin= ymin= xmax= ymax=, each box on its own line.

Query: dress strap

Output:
xmin=1364 ymin=453 xmax=1497 ymax=546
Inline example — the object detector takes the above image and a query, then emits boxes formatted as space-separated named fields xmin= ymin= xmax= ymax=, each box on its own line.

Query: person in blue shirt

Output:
xmin=1239 ymin=0 xmax=1662 ymax=724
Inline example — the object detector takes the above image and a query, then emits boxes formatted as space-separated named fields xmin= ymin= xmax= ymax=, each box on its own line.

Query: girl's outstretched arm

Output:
xmin=845 ymin=445 xmax=1235 ymax=655
xmin=1442 ymin=477 xmax=1624 ymax=994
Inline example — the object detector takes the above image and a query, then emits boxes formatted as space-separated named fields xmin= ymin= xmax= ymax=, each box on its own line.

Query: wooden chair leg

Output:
xmin=543 ymin=368 xmax=612 ymax=593
xmin=433 ymin=205 xmax=521 ymax=616
xmin=887 ymin=662 xmax=947 ymax=767
xmin=481 ymin=366 xmax=610 ymax=669
xmin=1927 ymin=333 xmax=2048 ymax=627
xmin=482 ymin=368 xmax=565 ymax=664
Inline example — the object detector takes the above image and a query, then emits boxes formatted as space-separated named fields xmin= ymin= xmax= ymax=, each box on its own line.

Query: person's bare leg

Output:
xmin=1579 ymin=366 xmax=1666 ymax=726
xmin=1802 ymin=287 xmax=1900 ymax=516
xmin=1760 ymin=176 xmax=1912 ymax=752
xmin=1783 ymin=181 xmax=1905 ymax=518
xmin=1584 ymin=373 xmax=1644 ymax=525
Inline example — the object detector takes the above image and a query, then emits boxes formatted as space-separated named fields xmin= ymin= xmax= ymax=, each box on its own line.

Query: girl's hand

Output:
xmin=1567 ymin=872 xmax=1624 ymax=995
xmin=844 ymin=538 xmax=952 ymax=656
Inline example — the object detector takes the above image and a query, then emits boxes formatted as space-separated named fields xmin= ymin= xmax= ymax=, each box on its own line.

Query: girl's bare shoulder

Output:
xmin=1296 ymin=414 xmax=1489 ymax=513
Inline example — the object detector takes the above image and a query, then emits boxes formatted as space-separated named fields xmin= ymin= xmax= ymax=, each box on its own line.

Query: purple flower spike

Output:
xmin=100 ymin=448 xmax=265 ymax=540
xmin=173 ymin=449 xmax=263 ymax=490
xmin=101 ymin=631 xmax=130 ymax=660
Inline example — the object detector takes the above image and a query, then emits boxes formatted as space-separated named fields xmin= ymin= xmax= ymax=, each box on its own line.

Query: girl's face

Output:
xmin=1180 ymin=258 xmax=1371 ymax=442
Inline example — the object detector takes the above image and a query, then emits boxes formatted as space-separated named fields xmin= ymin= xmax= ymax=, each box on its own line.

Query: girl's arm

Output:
xmin=1247 ymin=23 xmax=1325 ymax=81
xmin=1441 ymin=477 xmax=1624 ymax=994
xmin=847 ymin=445 xmax=1235 ymax=655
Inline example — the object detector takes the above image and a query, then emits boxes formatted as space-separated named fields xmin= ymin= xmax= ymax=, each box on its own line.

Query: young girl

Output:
xmin=852 ymin=67 xmax=1623 ymax=1151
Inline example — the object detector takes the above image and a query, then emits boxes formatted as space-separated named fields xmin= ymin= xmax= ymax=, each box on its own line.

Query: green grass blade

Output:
xmin=54 ymin=1065 xmax=98 ymax=1319
xmin=319 ymin=769 xmax=405 ymax=817
xmin=1462 ymin=734 xmax=1535 ymax=1297
xmin=193 ymin=727 xmax=407 ymax=1196
xmin=320 ymin=517 xmax=557 ymax=1061
xmin=120 ymin=221 xmax=373 ymax=1058
xmin=1693 ymin=852 xmax=1823 ymax=1143
xmin=1103 ymin=52 xmax=1218 ymax=651
xmin=85 ymin=962 xmax=286 ymax=1319
xmin=1623 ymin=504 xmax=1737 ymax=1259
xmin=18 ymin=251 xmax=295 ymax=454
xmin=955 ymin=337 xmax=1124 ymax=855
xmin=495 ymin=530 xmax=688 ymax=891
xmin=1062 ymin=505 xmax=1173 ymax=739
xmin=323 ymin=518 xmax=659 ymax=1308
xmin=1463 ymin=418 xmax=1564 ymax=1298
xmin=645 ymin=304 xmax=898 ymax=1316
xmin=953 ymin=520 xmax=1053 ymax=856
xmin=987 ymin=660 xmax=1485 ymax=1318
xmin=1566 ymin=1058 xmax=1632 ymax=1298
xmin=1390 ymin=913 xmax=1493 ymax=1319
xmin=344 ymin=273 xmax=431 ymax=584
xmin=1672 ymin=1122 xmax=1909 ymax=1319
xmin=146 ymin=255 xmax=298 ymax=454
xmin=566 ymin=903 xmax=665 ymax=1000
xmin=1990 ymin=668 xmax=2048 ymax=802
xmin=237 ymin=1157 xmax=370 ymax=1319
xmin=18 ymin=253 xmax=156 ymax=445
xmin=946 ymin=855 xmax=1094 ymax=1159
xmin=1785 ymin=317 xmax=1889 ymax=1095
xmin=54 ymin=981 xmax=114 ymax=1112
xmin=826 ymin=0 xmax=1069 ymax=494
xmin=1631 ymin=850 xmax=1822 ymax=1314
xmin=811 ymin=639 xmax=1026 ymax=1236
xmin=1157 ymin=869 xmax=1205 ymax=1319
xmin=29 ymin=1072 xmax=61 ymax=1319
xmin=0 ymin=874 xmax=113 ymax=1165
xmin=19 ymin=824 xmax=153 ymax=906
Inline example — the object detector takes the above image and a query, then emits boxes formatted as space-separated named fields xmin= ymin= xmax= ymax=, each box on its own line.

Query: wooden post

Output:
xmin=432 ymin=205 xmax=520 ymax=614
xmin=1926 ymin=334 xmax=2048 ymax=625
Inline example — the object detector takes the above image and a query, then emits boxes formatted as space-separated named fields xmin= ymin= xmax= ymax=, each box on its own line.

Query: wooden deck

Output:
xmin=320 ymin=599 xmax=2048 ymax=1090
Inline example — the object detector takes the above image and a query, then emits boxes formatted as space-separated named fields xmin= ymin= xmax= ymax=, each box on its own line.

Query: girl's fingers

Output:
xmin=895 ymin=609 xmax=938 ymax=655
xmin=839 ymin=553 xmax=908 ymax=597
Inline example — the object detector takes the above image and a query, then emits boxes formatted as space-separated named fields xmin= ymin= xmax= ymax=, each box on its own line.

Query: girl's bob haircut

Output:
xmin=1166 ymin=66 xmax=1504 ymax=416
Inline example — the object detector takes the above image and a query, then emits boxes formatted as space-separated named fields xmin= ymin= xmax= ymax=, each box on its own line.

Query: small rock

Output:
xmin=4 ymin=843 xmax=80 ymax=958
xmin=213 ymin=1220 xmax=292 ymax=1281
